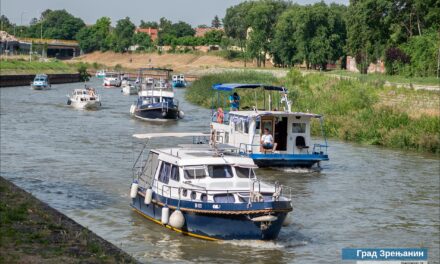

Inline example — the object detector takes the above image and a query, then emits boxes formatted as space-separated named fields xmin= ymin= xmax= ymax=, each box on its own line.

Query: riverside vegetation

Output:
xmin=186 ymin=70 xmax=440 ymax=154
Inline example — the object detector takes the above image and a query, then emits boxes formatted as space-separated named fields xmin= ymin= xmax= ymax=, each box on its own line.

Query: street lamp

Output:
xmin=20 ymin=11 xmax=26 ymax=37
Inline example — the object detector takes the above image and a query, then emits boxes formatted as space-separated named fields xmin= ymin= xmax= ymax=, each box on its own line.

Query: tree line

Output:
xmin=1 ymin=1 xmax=439 ymax=77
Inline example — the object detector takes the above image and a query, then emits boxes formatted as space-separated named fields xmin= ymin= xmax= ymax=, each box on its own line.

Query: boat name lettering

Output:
xmin=195 ymin=203 xmax=202 ymax=209
xmin=213 ymin=204 xmax=221 ymax=209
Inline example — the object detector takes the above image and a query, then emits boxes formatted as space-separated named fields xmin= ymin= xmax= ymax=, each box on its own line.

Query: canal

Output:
xmin=1 ymin=78 xmax=438 ymax=263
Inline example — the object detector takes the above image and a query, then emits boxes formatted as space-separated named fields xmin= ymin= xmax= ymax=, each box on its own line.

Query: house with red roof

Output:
xmin=135 ymin=27 xmax=158 ymax=42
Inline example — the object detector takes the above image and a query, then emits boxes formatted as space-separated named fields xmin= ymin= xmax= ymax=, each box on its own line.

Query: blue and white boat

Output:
xmin=172 ymin=74 xmax=186 ymax=88
xmin=210 ymin=83 xmax=329 ymax=168
xmin=130 ymin=79 xmax=183 ymax=120
xmin=95 ymin=69 xmax=106 ymax=78
xmin=31 ymin=74 xmax=51 ymax=90
xmin=129 ymin=133 xmax=293 ymax=240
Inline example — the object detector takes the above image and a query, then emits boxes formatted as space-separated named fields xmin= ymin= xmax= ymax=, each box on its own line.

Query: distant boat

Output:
xmin=121 ymin=79 xmax=139 ymax=95
xmin=130 ymin=79 xmax=183 ymax=120
xmin=172 ymin=74 xmax=186 ymax=88
xmin=95 ymin=70 xmax=106 ymax=78
xmin=67 ymin=87 xmax=101 ymax=109
xmin=31 ymin=74 xmax=51 ymax=90
xmin=103 ymin=72 xmax=122 ymax=87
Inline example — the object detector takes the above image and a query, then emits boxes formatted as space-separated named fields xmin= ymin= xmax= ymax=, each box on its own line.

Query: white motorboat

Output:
xmin=103 ymin=72 xmax=121 ymax=87
xmin=67 ymin=87 xmax=101 ymax=109
xmin=31 ymin=74 xmax=51 ymax=90
xmin=121 ymin=80 xmax=138 ymax=95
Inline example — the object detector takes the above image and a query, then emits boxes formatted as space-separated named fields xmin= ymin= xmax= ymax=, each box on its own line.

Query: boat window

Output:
xmin=213 ymin=194 xmax=235 ymax=203
xmin=139 ymin=152 xmax=159 ymax=187
xmin=244 ymin=120 xmax=249 ymax=134
xmin=208 ymin=165 xmax=233 ymax=178
xmin=224 ymin=132 xmax=229 ymax=143
xmin=170 ymin=165 xmax=179 ymax=182
xmin=235 ymin=167 xmax=256 ymax=178
xmin=292 ymin=123 xmax=306 ymax=133
xmin=184 ymin=166 xmax=207 ymax=179
xmin=158 ymin=162 xmax=171 ymax=184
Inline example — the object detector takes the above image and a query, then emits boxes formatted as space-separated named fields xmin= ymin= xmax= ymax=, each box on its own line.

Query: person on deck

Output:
xmin=229 ymin=92 xmax=240 ymax=111
xmin=260 ymin=128 xmax=274 ymax=153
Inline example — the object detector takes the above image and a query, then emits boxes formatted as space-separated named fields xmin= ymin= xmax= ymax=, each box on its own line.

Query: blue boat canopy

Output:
xmin=212 ymin=83 xmax=287 ymax=92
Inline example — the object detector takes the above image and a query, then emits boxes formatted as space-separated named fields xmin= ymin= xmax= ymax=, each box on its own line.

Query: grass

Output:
xmin=0 ymin=177 xmax=137 ymax=263
xmin=0 ymin=59 xmax=77 ymax=75
xmin=327 ymin=70 xmax=440 ymax=86
xmin=186 ymin=69 xmax=440 ymax=154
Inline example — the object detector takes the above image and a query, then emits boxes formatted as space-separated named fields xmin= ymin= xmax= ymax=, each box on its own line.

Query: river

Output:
xmin=1 ymin=78 xmax=439 ymax=263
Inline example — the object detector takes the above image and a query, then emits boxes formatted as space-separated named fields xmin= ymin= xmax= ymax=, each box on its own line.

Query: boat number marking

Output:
xmin=195 ymin=203 xmax=202 ymax=209
xmin=213 ymin=204 xmax=221 ymax=209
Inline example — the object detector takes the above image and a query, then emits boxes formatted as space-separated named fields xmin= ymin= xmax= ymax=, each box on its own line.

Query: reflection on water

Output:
xmin=1 ymin=78 xmax=439 ymax=263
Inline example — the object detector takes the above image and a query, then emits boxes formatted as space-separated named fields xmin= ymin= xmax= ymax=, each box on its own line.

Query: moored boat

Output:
xmin=31 ymin=74 xmax=51 ymax=90
xmin=67 ymin=87 xmax=101 ymax=109
xmin=130 ymin=133 xmax=293 ymax=240
xmin=210 ymin=83 xmax=329 ymax=168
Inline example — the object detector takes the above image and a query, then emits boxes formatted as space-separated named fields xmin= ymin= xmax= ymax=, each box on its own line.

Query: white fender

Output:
xmin=169 ymin=209 xmax=185 ymax=229
xmin=161 ymin=206 xmax=169 ymax=225
xmin=130 ymin=182 xmax=138 ymax=198
xmin=144 ymin=188 xmax=153 ymax=205
xmin=178 ymin=111 xmax=185 ymax=119
xmin=129 ymin=104 xmax=136 ymax=115
xmin=251 ymin=215 xmax=278 ymax=222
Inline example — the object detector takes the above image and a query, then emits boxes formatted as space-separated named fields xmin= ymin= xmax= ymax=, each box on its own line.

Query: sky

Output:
xmin=1 ymin=0 xmax=348 ymax=27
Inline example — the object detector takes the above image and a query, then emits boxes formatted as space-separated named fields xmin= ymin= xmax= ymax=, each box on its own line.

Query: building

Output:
xmin=135 ymin=28 xmax=158 ymax=42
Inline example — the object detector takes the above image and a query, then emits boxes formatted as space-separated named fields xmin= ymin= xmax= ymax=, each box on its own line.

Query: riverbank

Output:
xmin=0 ymin=58 xmax=78 ymax=75
xmin=0 ymin=176 xmax=138 ymax=263
xmin=186 ymin=70 xmax=440 ymax=154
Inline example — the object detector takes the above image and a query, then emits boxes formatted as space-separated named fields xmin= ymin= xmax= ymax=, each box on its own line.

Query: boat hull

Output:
xmin=121 ymin=86 xmax=138 ymax=95
xmin=249 ymin=153 xmax=329 ymax=168
xmin=69 ymin=100 xmax=101 ymax=109
xmin=132 ymin=107 xmax=179 ymax=120
xmin=131 ymin=192 xmax=288 ymax=240
xmin=31 ymin=85 xmax=50 ymax=90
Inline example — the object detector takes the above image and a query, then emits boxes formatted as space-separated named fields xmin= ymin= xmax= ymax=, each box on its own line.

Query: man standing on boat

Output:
xmin=229 ymin=92 xmax=240 ymax=111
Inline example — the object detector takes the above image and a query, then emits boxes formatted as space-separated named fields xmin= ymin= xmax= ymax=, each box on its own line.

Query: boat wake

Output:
xmin=275 ymin=167 xmax=321 ymax=173
xmin=218 ymin=239 xmax=286 ymax=250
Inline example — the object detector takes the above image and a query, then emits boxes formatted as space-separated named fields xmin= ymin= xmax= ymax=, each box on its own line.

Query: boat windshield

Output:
xmin=208 ymin=165 xmax=233 ymax=178
xmin=184 ymin=166 xmax=208 ymax=179
xmin=235 ymin=167 xmax=256 ymax=178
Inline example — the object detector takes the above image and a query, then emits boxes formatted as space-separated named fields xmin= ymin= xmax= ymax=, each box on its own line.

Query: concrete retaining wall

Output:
xmin=0 ymin=73 xmax=81 ymax=87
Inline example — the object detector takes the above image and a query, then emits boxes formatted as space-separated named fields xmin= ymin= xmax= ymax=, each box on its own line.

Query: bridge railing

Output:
xmin=17 ymin=37 xmax=79 ymax=46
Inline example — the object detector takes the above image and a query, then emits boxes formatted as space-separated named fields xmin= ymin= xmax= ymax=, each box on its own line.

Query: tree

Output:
xmin=223 ymin=1 xmax=255 ymax=66
xmin=76 ymin=17 xmax=111 ymax=53
xmin=132 ymin=32 xmax=153 ymax=50
xmin=110 ymin=17 xmax=136 ymax=52
xmin=346 ymin=0 xmax=391 ymax=73
xmin=29 ymin=18 xmax=38 ymax=26
xmin=204 ymin=29 xmax=224 ymax=45
xmin=140 ymin=20 xmax=158 ymax=29
xmin=38 ymin=9 xmax=85 ymax=40
xmin=197 ymin=24 xmax=209 ymax=28
xmin=247 ymin=0 xmax=288 ymax=67
xmin=211 ymin=15 xmax=221 ymax=28
xmin=0 ymin=15 xmax=13 ymax=32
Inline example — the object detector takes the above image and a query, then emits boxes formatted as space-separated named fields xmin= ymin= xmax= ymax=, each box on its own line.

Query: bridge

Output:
xmin=4 ymin=37 xmax=81 ymax=58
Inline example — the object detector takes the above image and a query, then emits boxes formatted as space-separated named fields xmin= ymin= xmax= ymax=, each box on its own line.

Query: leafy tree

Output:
xmin=223 ymin=1 xmax=255 ymax=66
xmin=132 ymin=32 xmax=153 ymax=50
xmin=0 ymin=15 xmax=13 ymax=32
xmin=211 ymin=15 xmax=221 ymax=28
xmin=204 ymin=30 xmax=224 ymax=45
xmin=37 ymin=9 xmax=85 ymax=40
xmin=197 ymin=24 xmax=209 ymax=29
xmin=158 ymin=19 xmax=195 ymax=45
xmin=247 ymin=0 xmax=288 ymax=67
xmin=110 ymin=17 xmax=136 ymax=52
xmin=140 ymin=20 xmax=158 ymax=29
xmin=76 ymin=17 xmax=111 ymax=53
xmin=29 ymin=18 xmax=38 ymax=25
xmin=171 ymin=21 xmax=195 ymax=37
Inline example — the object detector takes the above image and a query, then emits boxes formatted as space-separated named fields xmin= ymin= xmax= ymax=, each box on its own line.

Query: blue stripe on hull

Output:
xmin=249 ymin=153 xmax=329 ymax=167
xmin=131 ymin=195 xmax=287 ymax=240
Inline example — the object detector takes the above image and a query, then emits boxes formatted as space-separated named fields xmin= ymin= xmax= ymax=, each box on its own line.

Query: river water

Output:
xmin=1 ymin=78 xmax=439 ymax=264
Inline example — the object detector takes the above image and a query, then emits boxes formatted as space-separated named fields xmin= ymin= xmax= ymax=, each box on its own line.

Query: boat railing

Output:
xmin=149 ymin=178 xmax=292 ymax=205
xmin=238 ymin=143 xmax=260 ymax=154
xmin=312 ymin=144 xmax=328 ymax=155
